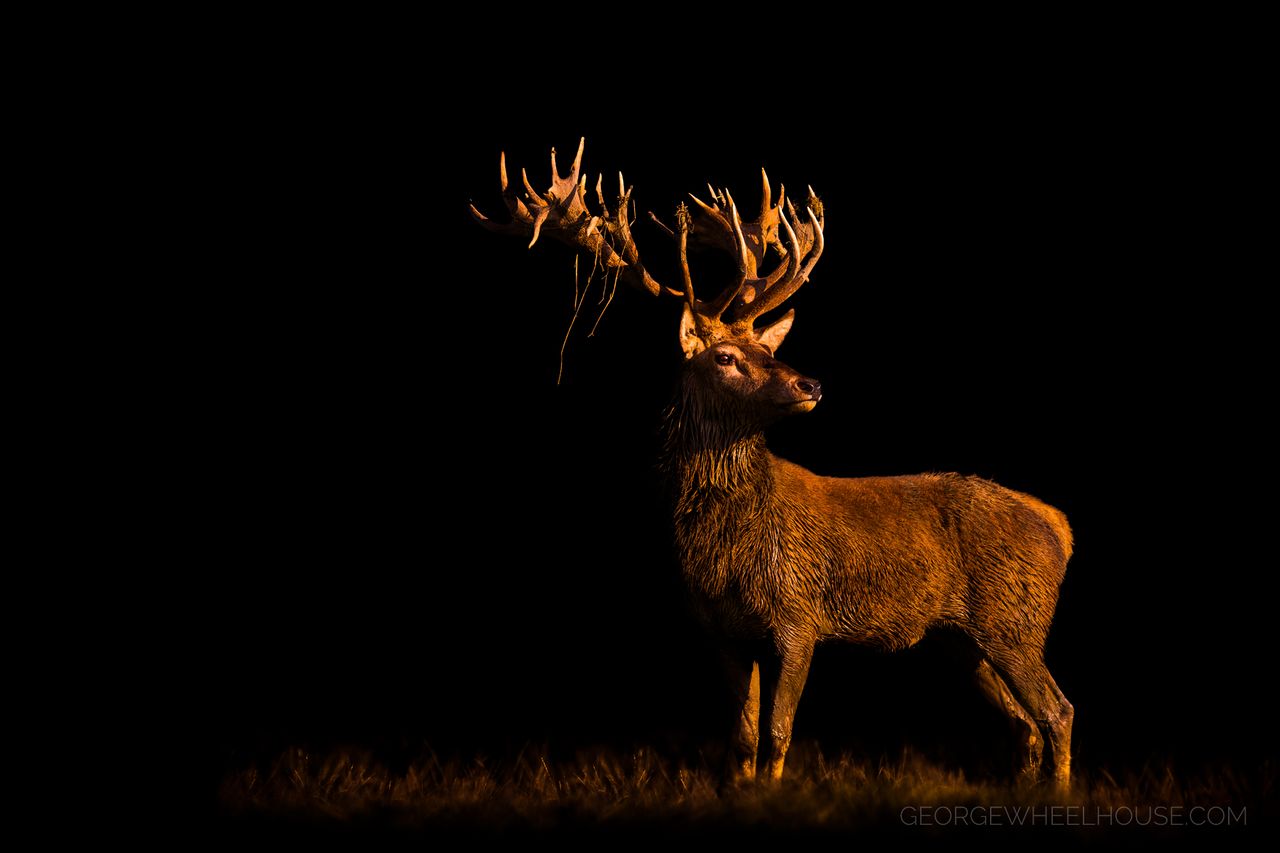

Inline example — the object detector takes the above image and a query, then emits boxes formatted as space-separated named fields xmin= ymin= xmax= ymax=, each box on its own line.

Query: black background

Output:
xmin=210 ymin=72 xmax=1270 ymax=781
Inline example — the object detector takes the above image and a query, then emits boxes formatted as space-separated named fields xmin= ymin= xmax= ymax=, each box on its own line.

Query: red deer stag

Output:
xmin=471 ymin=139 xmax=1074 ymax=786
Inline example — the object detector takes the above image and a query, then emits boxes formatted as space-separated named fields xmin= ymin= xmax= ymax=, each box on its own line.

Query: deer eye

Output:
xmin=714 ymin=352 xmax=735 ymax=366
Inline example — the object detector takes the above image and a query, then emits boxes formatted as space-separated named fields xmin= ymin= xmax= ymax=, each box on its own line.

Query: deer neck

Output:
xmin=660 ymin=390 xmax=775 ymax=516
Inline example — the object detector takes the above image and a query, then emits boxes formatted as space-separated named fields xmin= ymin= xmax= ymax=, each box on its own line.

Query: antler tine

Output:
xmin=762 ymin=206 xmax=801 ymax=289
xmin=771 ymin=183 xmax=787 ymax=255
xmin=807 ymin=187 xmax=825 ymax=221
xmin=570 ymin=136 xmax=585 ymax=184
xmin=676 ymin=202 xmax=695 ymax=307
xmin=527 ymin=206 xmax=551 ymax=249
xmin=468 ymin=150 xmax=531 ymax=234
xmin=796 ymin=203 xmax=825 ymax=279
xmin=521 ymin=168 xmax=541 ymax=202
xmin=759 ymin=168 xmax=771 ymax=218
xmin=647 ymin=211 xmax=675 ymax=238
xmin=468 ymin=201 xmax=518 ymax=234
xmin=610 ymin=184 xmax=637 ymax=258
xmin=703 ymin=194 xmax=752 ymax=320
xmin=547 ymin=138 xmax=585 ymax=188
xmin=731 ymin=204 xmax=825 ymax=326
xmin=688 ymin=192 xmax=719 ymax=217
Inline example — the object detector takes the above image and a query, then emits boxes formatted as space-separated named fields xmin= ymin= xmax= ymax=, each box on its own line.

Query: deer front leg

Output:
xmin=720 ymin=647 xmax=761 ymax=784
xmin=763 ymin=635 xmax=815 ymax=781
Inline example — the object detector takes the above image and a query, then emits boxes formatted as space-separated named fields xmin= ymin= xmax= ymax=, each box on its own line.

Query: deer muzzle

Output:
xmin=790 ymin=378 xmax=822 ymax=412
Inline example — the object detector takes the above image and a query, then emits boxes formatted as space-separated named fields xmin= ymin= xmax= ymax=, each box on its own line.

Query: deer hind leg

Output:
xmin=720 ymin=647 xmax=761 ymax=784
xmin=973 ymin=658 xmax=1043 ymax=781
xmin=987 ymin=653 xmax=1074 ymax=787
xmin=761 ymin=636 xmax=815 ymax=782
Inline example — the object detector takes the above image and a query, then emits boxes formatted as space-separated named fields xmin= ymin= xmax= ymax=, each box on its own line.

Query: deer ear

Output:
xmin=754 ymin=309 xmax=795 ymax=354
xmin=679 ymin=303 xmax=707 ymax=360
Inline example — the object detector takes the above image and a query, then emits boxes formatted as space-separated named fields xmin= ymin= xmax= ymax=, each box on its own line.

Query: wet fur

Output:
xmin=661 ymin=337 xmax=1074 ymax=785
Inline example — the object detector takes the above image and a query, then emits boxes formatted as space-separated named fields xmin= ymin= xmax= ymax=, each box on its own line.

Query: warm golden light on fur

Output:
xmin=474 ymin=138 xmax=1073 ymax=788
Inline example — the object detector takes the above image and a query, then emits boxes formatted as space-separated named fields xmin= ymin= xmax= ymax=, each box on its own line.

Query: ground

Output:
xmin=217 ymin=742 xmax=1271 ymax=844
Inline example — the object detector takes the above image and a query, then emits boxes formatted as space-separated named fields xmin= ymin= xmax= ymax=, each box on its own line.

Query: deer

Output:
xmin=470 ymin=139 xmax=1075 ymax=787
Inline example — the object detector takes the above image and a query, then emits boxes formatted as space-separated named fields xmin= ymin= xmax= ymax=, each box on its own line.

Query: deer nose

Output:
xmin=796 ymin=378 xmax=821 ymax=397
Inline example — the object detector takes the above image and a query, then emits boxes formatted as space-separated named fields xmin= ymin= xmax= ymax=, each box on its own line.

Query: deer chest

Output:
xmin=674 ymin=515 xmax=791 ymax=637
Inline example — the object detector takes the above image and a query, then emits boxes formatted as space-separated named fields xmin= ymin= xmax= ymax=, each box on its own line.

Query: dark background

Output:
xmin=210 ymin=76 xmax=1270 ymax=780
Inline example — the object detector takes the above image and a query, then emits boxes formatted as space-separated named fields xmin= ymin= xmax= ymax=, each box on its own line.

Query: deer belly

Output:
xmin=830 ymin=618 xmax=931 ymax=651
xmin=824 ymin=570 xmax=952 ymax=651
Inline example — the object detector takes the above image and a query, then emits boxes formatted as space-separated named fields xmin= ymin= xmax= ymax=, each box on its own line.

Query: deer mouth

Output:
xmin=789 ymin=400 xmax=819 ymax=413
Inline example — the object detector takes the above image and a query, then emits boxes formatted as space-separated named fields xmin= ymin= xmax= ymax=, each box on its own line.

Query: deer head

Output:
xmin=675 ymin=335 xmax=823 ymax=446
xmin=470 ymin=138 xmax=825 ymax=388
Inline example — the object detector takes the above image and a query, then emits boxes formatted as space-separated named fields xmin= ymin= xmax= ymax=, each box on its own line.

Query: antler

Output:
xmin=677 ymin=186 xmax=825 ymax=342
xmin=725 ymin=189 xmax=825 ymax=328
xmin=661 ymin=169 xmax=788 ymax=278
xmin=469 ymin=138 xmax=678 ymax=298
xmin=470 ymin=138 xmax=825 ymax=341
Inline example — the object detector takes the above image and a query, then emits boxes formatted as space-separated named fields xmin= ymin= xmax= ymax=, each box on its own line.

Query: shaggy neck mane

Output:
xmin=660 ymin=373 xmax=773 ymax=515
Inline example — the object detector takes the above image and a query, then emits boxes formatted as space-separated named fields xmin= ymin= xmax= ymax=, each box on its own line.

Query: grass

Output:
xmin=217 ymin=742 xmax=1273 ymax=841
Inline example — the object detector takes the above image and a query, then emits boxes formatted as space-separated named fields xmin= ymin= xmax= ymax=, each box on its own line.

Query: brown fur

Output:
xmin=469 ymin=142 xmax=1071 ymax=786
xmin=661 ymin=334 xmax=1074 ymax=786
